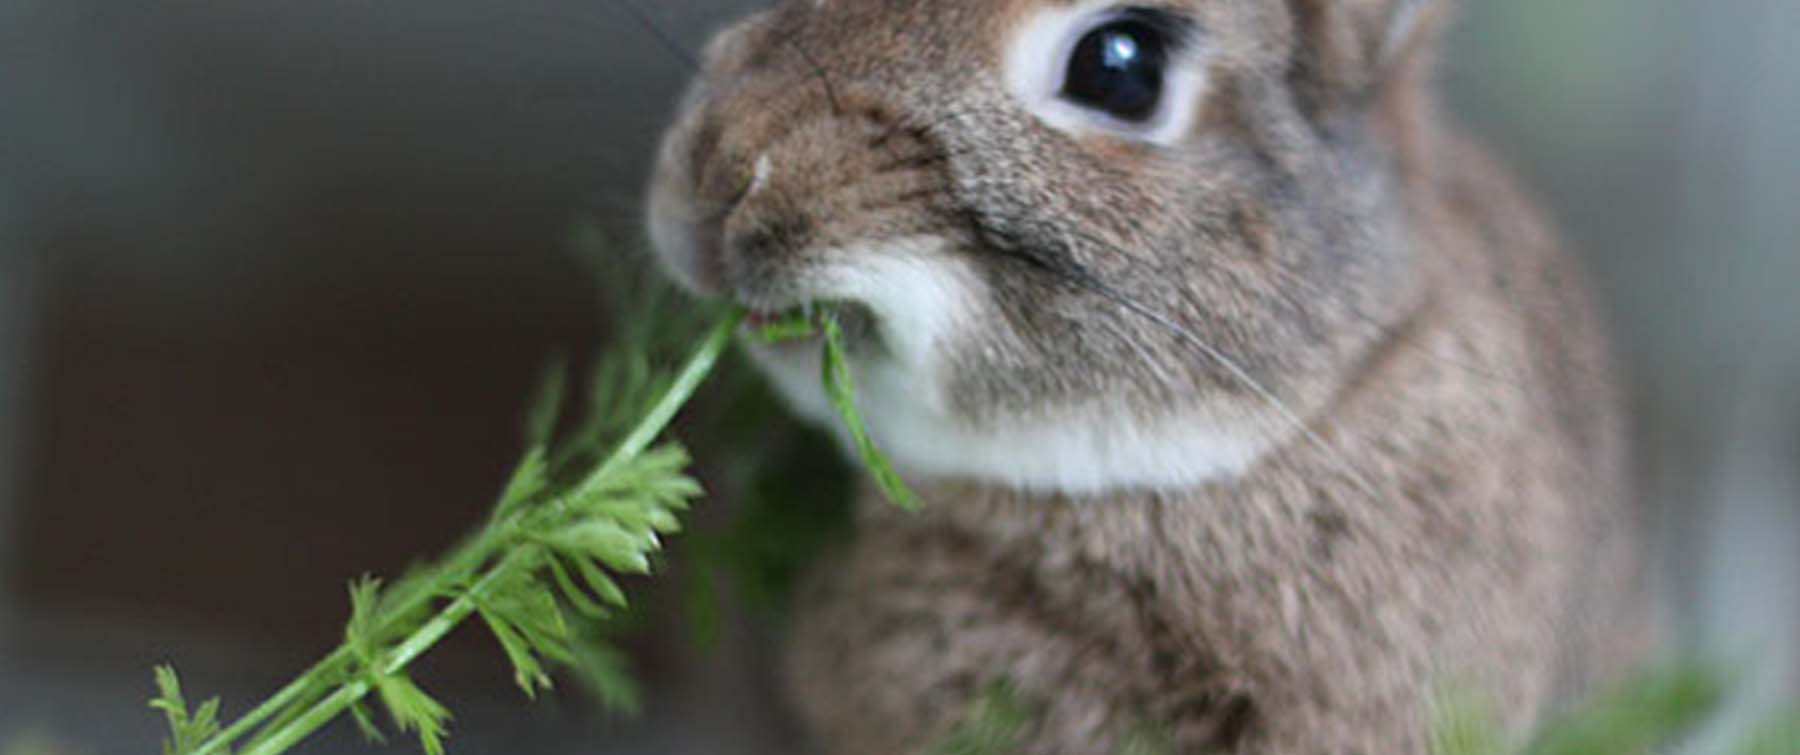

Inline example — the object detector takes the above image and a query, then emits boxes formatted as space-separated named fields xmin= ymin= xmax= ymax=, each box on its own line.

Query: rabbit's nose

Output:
xmin=648 ymin=108 xmax=820 ymax=296
xmin=718 ymin=150 xmax=818 ymax=276
xmin=715 ymin=109 xmax=942 ymax=278
xmin=644 ymin=104 xmax=762 ymax=295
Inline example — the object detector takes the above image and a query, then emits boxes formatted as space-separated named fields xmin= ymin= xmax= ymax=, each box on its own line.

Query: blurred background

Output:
xmin=1 ymin=0 xmax=1795 ymax=752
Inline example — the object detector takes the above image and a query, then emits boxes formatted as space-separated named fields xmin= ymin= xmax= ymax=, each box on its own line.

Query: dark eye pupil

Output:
xmin=1062 ymin=21 xmax=1167 ymax=123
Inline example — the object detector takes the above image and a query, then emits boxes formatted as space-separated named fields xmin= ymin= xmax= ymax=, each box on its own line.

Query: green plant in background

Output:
xmin=680 ymin=420 xmax=853 ymax=645
xmin=930 ymin=682 xmax=1038 ymax=755
xmin=1517 ymin=663 xmax=1726 ymax=755
xmin=928 ymin=683 xmax=1186 ymax=755
xmin=930 ymin=664 xmax=1798 ymax=755
xmin=1738 ymin=716 xmax=1800 ymax=755
xmin=1430 ymin=661 xmax=1798 ymax=755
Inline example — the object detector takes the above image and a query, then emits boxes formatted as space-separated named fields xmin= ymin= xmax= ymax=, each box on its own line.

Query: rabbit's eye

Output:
xmin=1005 ymin=6 xmax=1201 ymax=143
xmin=1060 ymin=20 xmax=1168 ymax=123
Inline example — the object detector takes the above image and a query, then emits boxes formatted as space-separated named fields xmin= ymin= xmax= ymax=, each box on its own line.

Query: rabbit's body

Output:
xmin=783 ymin=135 xmax=1648 ymax=754
xmin=647 ymin=1 xmax=1650 ymax=751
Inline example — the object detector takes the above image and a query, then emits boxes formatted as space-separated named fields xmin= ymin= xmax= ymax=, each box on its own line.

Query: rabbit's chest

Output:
xmin=783 ymin=510 xmax=1264 ymax=753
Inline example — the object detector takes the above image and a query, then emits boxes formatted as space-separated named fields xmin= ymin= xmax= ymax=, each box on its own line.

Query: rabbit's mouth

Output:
xmin=741 ymin=300 xmax=883 ymax=353
xmin=729 ymin=236 xmax=978 ymax=374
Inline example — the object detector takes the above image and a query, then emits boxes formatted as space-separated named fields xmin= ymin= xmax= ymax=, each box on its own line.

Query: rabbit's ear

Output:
xmin=1290 ymin=0 xmax=1448 ymax=106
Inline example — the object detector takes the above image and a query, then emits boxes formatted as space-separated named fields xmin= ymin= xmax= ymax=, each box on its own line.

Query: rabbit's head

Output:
xmin=647 ymin=0 xmax=1447 ymax=494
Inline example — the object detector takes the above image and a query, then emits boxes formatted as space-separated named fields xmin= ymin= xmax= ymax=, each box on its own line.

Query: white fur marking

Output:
xmin=746 ymin=236 xmax=1269 ymax=495
xmin=1379 ymin=1 xmax=1431 ymax=65
xmin=748 ymin=153 xmax=773 ymax=198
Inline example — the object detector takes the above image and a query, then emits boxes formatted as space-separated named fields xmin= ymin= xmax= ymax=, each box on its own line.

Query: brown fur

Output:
xmin=646 ymin=1 xmax=1652 ymax=751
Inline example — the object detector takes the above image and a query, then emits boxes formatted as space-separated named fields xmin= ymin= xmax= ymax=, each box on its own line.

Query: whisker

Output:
xmin=1045 ymin=226 xmax=1586 ymax=509
xmin=783 ymin=37 xmax=845 ymax=116
xmin=1040 ymin=226 xmax=1386 ymax=499
xmin=1262 ymin=263 xmax=1516 ymax=383
xmin=609 ymin=0 xmax=701 ymax=73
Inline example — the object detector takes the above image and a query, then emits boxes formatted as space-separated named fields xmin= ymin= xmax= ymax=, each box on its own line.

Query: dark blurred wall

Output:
xmin=0 ymin=212 xmax=34 ymax=629
xmin=5 ymin=0 xmax=616 ymax=639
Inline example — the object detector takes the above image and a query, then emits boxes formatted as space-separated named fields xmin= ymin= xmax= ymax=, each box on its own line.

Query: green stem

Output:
xmin=587 ymin=310 xmax=743 ymax=485
xmin=193 ymin=533 xmax=499 ymax=755
xmin=190 ymin=651 xmax=346 ymax=755
xmin=237 ymin=551 xmax=534 ymax=755
xmin=238 ymin=682 xmax=371 ymax=755
xmin=186 ymin=310 xmax=744 ymax=755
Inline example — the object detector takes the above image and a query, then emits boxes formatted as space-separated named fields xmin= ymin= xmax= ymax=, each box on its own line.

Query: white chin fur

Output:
xmin=748 ymin=237 xmax=1268 ymax=497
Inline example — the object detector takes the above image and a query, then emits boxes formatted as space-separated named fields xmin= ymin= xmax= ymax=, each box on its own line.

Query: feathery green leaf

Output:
xmin=375 ymin=675 xmax=451 ymax=755
xmin=523 ymin=359 xmax=568 ymax=449
xmin=347 ymin=701 xmax=387 ymax=745
xmin=150 ymin=666 xmax=224 ymax=755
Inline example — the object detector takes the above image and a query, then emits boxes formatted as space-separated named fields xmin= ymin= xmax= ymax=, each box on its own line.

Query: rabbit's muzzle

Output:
xmin=647 ymin=67 xmax=960 ymax=314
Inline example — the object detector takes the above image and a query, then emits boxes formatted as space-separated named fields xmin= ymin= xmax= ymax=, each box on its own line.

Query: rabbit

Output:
xmin=645 ymin=0 xmax=1654 ymax=752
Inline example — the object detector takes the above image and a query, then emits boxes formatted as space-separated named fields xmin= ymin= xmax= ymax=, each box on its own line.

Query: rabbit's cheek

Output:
xmin=808 ymin=242 xmax=984 ymax=371
xmin=733 ymin=240 xmax=1280 ymax=494
xmin=646 ymin=183 xmax=725 ymax=295
xmin=646 ymin=109 xmax=730 ymax=295
xmin=751 ymin=323 xmax=1273 ymax=494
